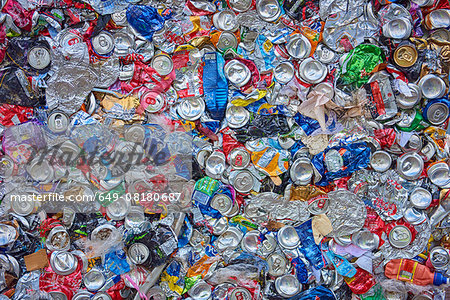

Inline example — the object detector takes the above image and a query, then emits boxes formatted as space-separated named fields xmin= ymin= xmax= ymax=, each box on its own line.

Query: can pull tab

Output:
xmin=54 ymin=115 xmax=63 ymax=130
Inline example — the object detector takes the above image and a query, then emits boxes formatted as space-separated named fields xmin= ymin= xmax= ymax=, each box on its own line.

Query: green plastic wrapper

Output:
xmin=338 ymin=44 xmax=386 ymax=90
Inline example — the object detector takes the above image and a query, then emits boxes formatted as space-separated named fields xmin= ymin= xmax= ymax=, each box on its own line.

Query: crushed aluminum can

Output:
xmin=84 ymin=268 xmax=106 ymax=291
xmin=241 ymin=230 xmax=261 ymax=254
xmin=27 ymin=45 xmax=51 ymax=70
xmin=205 ymin=151 xmax=227 ymax=179
xmin=424 ymin=9 xmax=450 ymax=30
xmin=124 ymin=124 xmax=146 ymax=144
xmin=423 ymin=99 xmax=450 ymax=126
xmin=286 ymin=34 xmax=311 ymax=59
xmin=0 ymin=155 xmax=17 ymax=178
xmin=142 ymin=91 xmax=166 ymax=114
xmin=150 ymin=51 xmax=174 ymax=76
xmin=308 ymin=194 xmax=330 ymax=215
xmin=396 ymin=152 xmax=424 ymax=180
xmin=46 ymin=226 xmax=70 ymax=252
xmin=230 ymin=287 xmax=253 ymax=300
xmin=113 ymin=31 xmax=134 ymax=57
xmin=212 ymin=10 xmax=238 ymax=32
xmin=216 ymin=31 xmax=238 ymax=52
xmin=210 ymin=193 xmax=233 ymax=215
xmin=256 ymin=0 xmax=281 ymax=22
xmin=224 ymin=59 xmax=251 ymax=87
xmin=290 ymin=157 xmax=313 ymax=185
xmin=298 ymin=58 xmax=328 ymax=84
xmin=426 ymin=162 xmax=450 ymax=188
xmin=111 ymin=10 xmax=128 ymax=27
xmin=228 ymin=147 xmax=251 ymax=169
xmin=274 ymin=61 xmax=295 ymax=84
xmin=26 ymin=158 xmax=54 ymax=183
xmin=92 ymin=292 xmax=112 ymax=300
xmin=400 ymin=133 xmax=422 ymax=153
xmin=396 ymin=83 xmax=421 ymax=109
xmin=106 ymin=197 xmax=131 ymax=220
xmin=91 ymin=31 xmax=115 ymax=56
xmin=226 ymin=105 xmax=250 ymax=128
xmin=119 ymin=63 xmax=135 ymax=81
xmin=314 ymin=44 xmax=337 ymax=64
xmin=215 ymin=226 xmax=243 ymax=252
xmin=370 ymin=150 xmax=392 ymax=173
xmin=382 ymin=17 xmax=412 ymax=39
xmin=50 ymin=251 xmax=78 ymax=276
xmin=49 ymin=291 xmax=68 ymax=300
xmin=403 ymin=207 xmax=427 ymax=226
xmin=0 ymin=223 xmax=18 ymax=247
xmin=229 ymin=169 xmax=256 ymax=194
xmin=420 ymin=142 xmax=436 ymax=162
xmin=410 ymin=0 xmax=434 ymax=7
xmin=228 ymin=0 xmax=252 ymax=13
xmin=409 ymin=187 xmax=432 ymax=210
xmin=429 ymin=246 xmax=450 ymax=271
xmin=188 ymin=280 xmax=212 ymax=299
xmin=277 ymin=225 xmax=300 ymax=250
xmin=274 ymin=274 xmax=301 ymax=298
xmin=128 ymin=243 xmax=151 ymax=266
xmin=351 ymin=229 xmax=379 ymax=251
xmin=267 ymin=252 xmax=290 ymax=277
xmin=418 ymin=74 xmax=446 ymax=99
xmin=177 ymin=97 xmax=206 ymax=121
xmin=388 ymin=225 xmax=412 ymax=249
xmin=72 ymin=291 xmax=94 ymax=300
xmin=393 ymin=44 xmax=418 ymax=68
xmin=47 ymin=110 xmax=70 ymax=134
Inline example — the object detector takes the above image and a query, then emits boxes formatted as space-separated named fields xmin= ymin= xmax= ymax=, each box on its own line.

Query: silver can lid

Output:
xmin=188 ymin=279 xmax=212 ymax=300
xmin=10 ymin=194 xmax=36 ymax=216
xmin=50 ymin=251 xmax=78 ymax=275
xmin=429 ymin=246 xmax=450 ymax=270
xmin=290 ymin=158 xmax=313 ymax=185
xmin=275 ymin=274 xmax=301 ymax=298
xmin=217 ymin=32 xmax=238 ymax=52
xmin=106 ymin=196 xmax=131 ymax=221
xmin=212 ymin=217 xmax=229 ymax=235
xmin=286 ymin=34 xmax=311 ymax=59
xmin=427 ymin=162 xmax=450 ymax=188
xmin=277 ymin=225 xmax=300 ymax=250
xmin=125 ymin=206 xmax=146 ymax=229
xmin=91 ymin=224 xmax=118 ymax=242
xmin=28 ymin=46 xmax=51 ymax=70
xmin=0 ymin=155 xmax=15 ymax=178
xmin=299 ymin=58 xmax=328 ymax=84
xmin=403 ymin=207 xmax=427 ymax=225
xmin=315 ymin=44 xmax=337 ymax=64
xmin=418 ymin=74 xmax=446 ymax=99
xmin=224 ymin=59 xmax=251 ymax=87
xmin=205 ymin=151 xmax=226 ymax=178
xmin=388 ymin=225 xmax=412 ymax=248
xmin=119 ymin=63 xmax=135 ymax=81
xmin=382 ymin=17 xmax=412 ymax=39
xmin=401 ymin=133 xmax=422 ymax=153
xmin=111 ymin=10 xmax=128 ymax=26
xmin=91 ymin=31 xmax=115 ymax=55
xmin=47 ymin=111 xmax=70 ymax=133
xmin=420 ymin=142 xmax=436 ymax=162
xmin=216 ymin=226 xmax=243 ymax=251
xmin=230 ymin=287 xmax=252 ymax=300
xmin=241 ymin=230 xmax=261 ymax=253
xmin=230 ymin=170 xmax=255 ymax=194
xmin=259 ymin=235 xmax=277 ymax=257
xmin=409 ymin=187 xmax=432 ymax=209
xmin=46 ymin=226 xmax=70 ymax=251
xmin=256 ymin=0 xmax=281 ymax=22
xmin=370 ymin=150 xmax=392 ymax=173
xmin=113 ymin=31 xmax=134 ymax=56
xmin=72 ymin=291 xmax=93 ymax=300
xmin=213 ymin=10 xmax=238 ymax=32
xmin=0 ymin=224 xmax=17 ymax=246
xmin=84 ymin=268 xmax=106 ymax=291
xmin=267 ymin=252 xmax=290 ymax=277
xmin=124 ymin=124 xmax=146 ymax=144
xmin=226 ymin=105 xmax=250 ymax=128
xmin=426 ymin=101 xmax=449 ymax=125
xmin=145 ymin=286 xmax=167 ymax=300
xmin=196 ymin=149 xmax=212 ymax=168
xmin=26 ymin=158 xmax=54 ymax=182
xmin=150 ymin=53 xmax=174 ymax=76
xmin=228 ymin=148 xmax=251 ymax=169
xmin=351 ymin=230 xmax=379 ymax=251
xmin=210 ymin=193 xmax=233 ymax=215
xmin=177 ymin=97 xmax=205 ymax=121
xmin=142 ymin=91 xmax=166 ymax=113
xmin=274 ymin=61 xmax=295 ymax=84
xmin=228 ymin=0 xmax=252 ymax=12
xmin=396 ymin=83 xmax=421 ymax=109
xmin=396 ymin=109 xmax=416 ymax=128
xmin=396 ymin=152 xmax=424 ymax=180
xmin=49 ymin=291 xmax=68 ymax=300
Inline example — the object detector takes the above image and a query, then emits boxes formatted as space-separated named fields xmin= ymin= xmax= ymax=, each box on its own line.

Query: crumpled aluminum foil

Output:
xmin=326 ymin=189 xmax=367 ymax=237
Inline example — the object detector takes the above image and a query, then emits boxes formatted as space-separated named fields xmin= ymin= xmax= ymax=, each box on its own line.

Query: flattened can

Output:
xmin=256 ymin=0 xmax=281 ymax=22
xmin=27 ymin=45 xmax=51 ymax=70
xmin=212 ymin=10 xmax=238 ymax=32
xmin=47 ymin=110 xmax=70 ymax=134
xmin=418 ymin=74 xmax=446 ymax=99
xmin=230 ymin=287 xmax=252 ymax=300
xmin=396 ymin=83 xmax=421 ymax=109
xmin=228 ymin=0 xmax=252 ymax=13
xmin=409 ymin=187 xmax=432 ymax=209
xmin=424 ymin=9 xmax=450 ymax=30
xmin=224 ymin=59 xmax=251 ymax=87
xmin=216 ymin=31 xmax=238 ymax=52
xmin=382 ymin=17 xmax=412 ymax=39
xmin=277 ymin=225 xmax=300 ymax=249
xmin=396 ymin=152 xmax=424 ymax=180
xmin=150 ymin=51 xmax=174 ymax=76
xmin=429 ymin=246 xmax=450 ymax=270
xmin=226 ymin=105 xmax=250 ymax=128
xmin=370 ymin=150 xmax=392 ymax=172
xmin=50 ymin=251 xmax=78 ymax=276
xmin=274 ymin=61 xmax=295 ymax=84
xmin=267 ymin=252 xmax=290 ymax=277
xmin=177 ymin=97 xmax=205 ymax=121
xmin=388 ymin=225 xmax=412 ymax=249
xmin=229 ymin=169 xmax=256 ymax=194
xmin=422 ymin=98 xmax=450 ymax=126
xmin=298 ymin=58 xmax=327 ymax=84
xmin=286 ymin=34 xmax=311 ymax=59
xmin=228 ymin=147 xmax=251 ymax=169
xmin=393 ymin=44 xmax=418 ymax=68
xmin=275 ymin=274 xmax=301 ymax=297
xmin=91 ymin=31 xmax=115 ymax=56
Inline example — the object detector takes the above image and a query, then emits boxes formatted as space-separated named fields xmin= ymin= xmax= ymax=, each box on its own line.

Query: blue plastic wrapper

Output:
xmin=178 ymin=216 xmax=193 ymax=248
xmin=104 ymin=249 xmax=131 ymax=275
xmin=126 ymin=5 xmax=165 ymax=41
xmin=292 ymin=257 xmax=309 ymax=284
xmin=202 ymin=52 xmax=228 ymax=120
xmin=311 ymin=142 xmax=371 ymax=186
xmin=289 ymin=285 xmax=336 ymax=300
xmin=295 ymin=219 xmax=326 ymax=270
xmin=294 ymin=112 xmax=322 ymax=136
